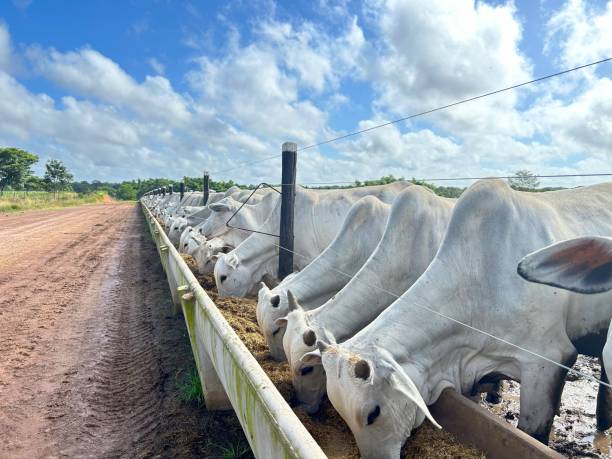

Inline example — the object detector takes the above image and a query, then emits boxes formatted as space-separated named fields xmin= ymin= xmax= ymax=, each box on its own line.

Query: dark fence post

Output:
xmin=278 ymin=142 xmax=297 ymax=280
xmin=180 ymin=182 xmax=185 ymax=201
xmin=162 ymin=187 xmax=166 ymax=197
xmin=169 ymin=184 xmax=173 ymax=195
xmin=203 ymin=171 xmax=210 ymax=205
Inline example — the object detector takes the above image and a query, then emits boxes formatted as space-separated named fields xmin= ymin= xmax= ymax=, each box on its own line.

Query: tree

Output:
xmin=115 ymin=183 xmax=137 ymax=200
xmin=25 ymin=175 xmax=45 ymax=191
xmin=0 ymin=147 xmax=39 ymax=194
xmin=44 ymin=159 xmax=74 ymax=196
xmin=508 ymin=170 xmax=540 ymax=190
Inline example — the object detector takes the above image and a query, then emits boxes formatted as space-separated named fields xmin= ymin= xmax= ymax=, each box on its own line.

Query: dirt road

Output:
xmin=0 ymin=204 xmax=249 ymax=458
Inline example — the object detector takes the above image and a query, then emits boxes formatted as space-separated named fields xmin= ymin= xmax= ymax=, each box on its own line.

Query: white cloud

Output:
xmin=28 ymin=47 xmax=191 ymax=124
xmin=0 ymin=0 xmax=610 ymax=188
xmin=546 ymin=0 xmax=612 ymax=67
xmin=368 ymin=0 xmax=531 ymax=113
xmin=148 ymin=57 xmax=165 ymax=75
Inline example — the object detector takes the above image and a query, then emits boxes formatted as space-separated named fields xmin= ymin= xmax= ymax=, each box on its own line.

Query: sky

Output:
xmin=0 ymin=0 xmax=611 ymax=188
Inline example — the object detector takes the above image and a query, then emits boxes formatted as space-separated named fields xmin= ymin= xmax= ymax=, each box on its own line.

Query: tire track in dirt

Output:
xmin=0 ymin=204 xmax=134 ymax=456
xmin=0 ymin=203 xmax=251 ymax=458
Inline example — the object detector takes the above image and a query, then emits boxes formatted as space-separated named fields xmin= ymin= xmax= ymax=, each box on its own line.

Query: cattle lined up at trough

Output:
xmin=143 ymin=178 xmax=612 ymax=459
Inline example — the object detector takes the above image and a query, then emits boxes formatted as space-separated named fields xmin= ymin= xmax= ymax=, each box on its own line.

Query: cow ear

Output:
xmin=275 ymin=317 xmax=288 ymax=327
xmin=389 ymin=372 xmax=441 ymax=429
xmin=300 ymin=349 xmax=322 ymax=366
xmin=259 ymin=281 xmax=270 ymax=293
xmin=209 ymin=202 xmax=231 ymax=212
xmin=518 ymin=237 xmax=612 ymax=294
xmin=287 ymin=290 xmax=302 ymax=312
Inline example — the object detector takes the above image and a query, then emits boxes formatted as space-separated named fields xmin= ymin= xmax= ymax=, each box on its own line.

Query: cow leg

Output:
xmin=596 ymin=357 xmax=612 ymax=430
xmin=518 ymin=350 xmax=576 ymax=443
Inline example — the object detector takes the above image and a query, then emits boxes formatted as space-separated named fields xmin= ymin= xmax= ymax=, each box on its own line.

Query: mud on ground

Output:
xmin=481 ymin=356 xmax=612 ymax=458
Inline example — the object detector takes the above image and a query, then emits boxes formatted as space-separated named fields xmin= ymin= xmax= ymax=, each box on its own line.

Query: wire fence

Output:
xmin=266 ymin=241 xmax=612 ymax=390
xmin=155 ymin=56 xmax=612 ymax=389
xmin=210 ymin=56 xmax=612 ymax=177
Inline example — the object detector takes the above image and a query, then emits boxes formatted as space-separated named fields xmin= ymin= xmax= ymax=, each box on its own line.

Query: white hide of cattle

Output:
xmin=278 ymin=186 xmax=455 ymax=412
xmin=170 ymin=206 xmax=214 ymax=247
xmin=316 ymin=180 xmax=612 ymax=459
xmin=257 ymin=195 xmax=394 ymax=361
xmin=193 ymin=237 xmax=233 ymax=274
xmin=518 ymin=236 xmax=612 ymax=405
xmin=193 ymin=195 xmax=273 ymax=273
xmin=214 ymin=182 xmax=411 ymax=298
xmin=192 ymin=190 xmax=279 ymax=273
xmin=172 ymin=189 xmax=262 ymax=249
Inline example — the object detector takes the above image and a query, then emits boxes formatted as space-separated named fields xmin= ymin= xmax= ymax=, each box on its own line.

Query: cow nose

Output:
xmin=220 ymin=275 xmax=227 ymax=283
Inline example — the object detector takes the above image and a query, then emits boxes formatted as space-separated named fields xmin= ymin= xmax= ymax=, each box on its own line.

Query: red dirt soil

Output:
xmin=0 ymin=204 xmax=249 ymax=458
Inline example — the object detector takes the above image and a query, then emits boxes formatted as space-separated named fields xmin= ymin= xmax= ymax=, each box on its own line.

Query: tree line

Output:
xmin=1 ymin=146 xmax=552 ymax=202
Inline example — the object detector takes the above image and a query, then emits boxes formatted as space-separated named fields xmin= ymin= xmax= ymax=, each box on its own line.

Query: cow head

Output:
xmin=518 ymin=236 xmax=612 ymax=294
xmin=199 ymin=197 xmax=241 ymax=239
xmin=184 ymin=233 xmax=204 ymax=256
xmin=320 ymin=342 xmax=439 ymax=459
xmin=279 ymin=292 xmax=326 ymax=413
xmin=194 ymin=238 xmax=232 ymax=275
xmin=256 ymin=283 xmax=290 ymax=361
xmin=214 ymin=242 xmax=278 ymax=299
xmin=214 ymin=252 xmax=251 ymax=298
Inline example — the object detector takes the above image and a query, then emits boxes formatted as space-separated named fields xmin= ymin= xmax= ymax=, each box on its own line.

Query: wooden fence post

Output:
xmin=169 ymin=184 xmax=173 ymax=195
xmin=278 ymin=142 xmax=297 ymax=280
xmin=162 ymin=186 xmax=166 ymax=197
xmin=203 ymin=171 xmax=210 ymax=205
xmin=180 ymin=182 xmax=185 ymax=201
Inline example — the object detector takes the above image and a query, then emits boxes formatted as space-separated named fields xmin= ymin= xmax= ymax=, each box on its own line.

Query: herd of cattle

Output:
xmin=143 ymin=179 xmax=612 ymax=459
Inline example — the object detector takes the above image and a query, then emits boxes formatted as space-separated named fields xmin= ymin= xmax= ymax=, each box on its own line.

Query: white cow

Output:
xmin=191 ymin=190 xmax=279 ymax=272
xmin=278 ymin=186 xmax=455 ymax=412
xmin=257 ymin=195 xmax=394 ymax=361
xmin=169 ymin=206 xmax=214 ymax=247
xmin=198 ymin=191 xmax=279 ymax=242
xmin=518 ymin=236 xmax=612 ymax=430
xmin=314 ymin=180 xmax=612 ymax=458
xmin=170 ymin=189 xmax=257 ymax=248
xmin=214 ymin=182 xmax=411 ymax=298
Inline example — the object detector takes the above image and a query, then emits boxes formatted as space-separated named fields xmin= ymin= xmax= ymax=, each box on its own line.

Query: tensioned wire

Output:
xmin=210 ymin=56 xmax=612 ymax=176
xmin=263 ymin=241 xmax=612 ymax=389
xmin=270 ymin=172 xmax=612 ymax=187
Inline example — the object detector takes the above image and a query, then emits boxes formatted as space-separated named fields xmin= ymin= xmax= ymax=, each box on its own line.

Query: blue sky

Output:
xmin=0 ymin=0 xmax=611 ymax=186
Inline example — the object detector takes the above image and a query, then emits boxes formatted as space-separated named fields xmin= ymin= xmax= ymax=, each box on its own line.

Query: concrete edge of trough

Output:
xmin=141 ymin=202 xmax=327 ymax=459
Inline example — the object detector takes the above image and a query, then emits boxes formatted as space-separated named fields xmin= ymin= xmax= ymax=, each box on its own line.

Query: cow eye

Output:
xmin=270 ymin=295 xmax=280 ymax=308
xmin=272 ymin=328 xmax=281 ymax=336
xmin=301 ymin=366 xmax=314 ymax=376
xmin=367 ymin=405 xmax=380 ymax=425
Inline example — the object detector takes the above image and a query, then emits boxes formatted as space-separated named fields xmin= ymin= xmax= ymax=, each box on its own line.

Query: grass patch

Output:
xmin=208 ymin=439 xmax=252 ymax=459
xmin=0 ymin=191 xmax=111 ymax=213
xmin=176 ymin=368 xmax=204 ymax=406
